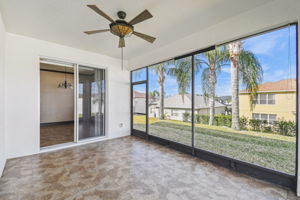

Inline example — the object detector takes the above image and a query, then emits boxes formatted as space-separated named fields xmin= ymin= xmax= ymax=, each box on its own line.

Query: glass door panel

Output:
xmin=78 ymin=65 xmax=105 ymax=140
xmin=132 ymin=83 xmax=147 ymax=132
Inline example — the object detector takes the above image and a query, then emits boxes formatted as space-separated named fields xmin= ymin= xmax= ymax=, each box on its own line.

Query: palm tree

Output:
xmin=167 ymin=58 xmax=192 ymax=102
xmin=228 ymin=41 xmax=262 ymax=130
xmin=150 ymin=90 xmax=159 ymax=99
xmin=197 ymin=48 xmax=229 ymax=125
xmin=152 ymin=63 xmax=168 ymax=119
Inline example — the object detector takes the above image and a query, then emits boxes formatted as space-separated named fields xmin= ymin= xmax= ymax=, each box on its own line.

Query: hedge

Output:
xmin=194 ymin=114 xmax=296 ymax=136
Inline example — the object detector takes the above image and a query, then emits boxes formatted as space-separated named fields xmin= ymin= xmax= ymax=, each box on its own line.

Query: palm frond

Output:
xmin=239 ymin=50 xmax=263 ymax=109
xmin=167 ymin=57 xmax=192 ymax=102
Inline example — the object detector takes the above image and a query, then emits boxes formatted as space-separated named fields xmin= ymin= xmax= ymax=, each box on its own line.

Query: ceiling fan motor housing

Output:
xmin=117 ymin=11 xmax=126 ymax=19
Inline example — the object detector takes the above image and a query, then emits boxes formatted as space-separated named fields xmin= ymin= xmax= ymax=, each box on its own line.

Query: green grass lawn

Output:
xmin=133 ymin=117 xmax=296 ymax=174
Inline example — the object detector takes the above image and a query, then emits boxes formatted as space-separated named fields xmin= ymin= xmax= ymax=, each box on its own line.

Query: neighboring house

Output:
xmin=239 ymin=79 xmax=296 ymax=123
xmin=149 ymin=94 xmax=227 ymax=121
xmin=133 ymin=91 xmax=146 ymax=114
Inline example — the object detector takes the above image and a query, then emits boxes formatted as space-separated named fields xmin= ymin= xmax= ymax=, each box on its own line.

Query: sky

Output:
xmin=133 ymin=25 xmax=297 ymax=97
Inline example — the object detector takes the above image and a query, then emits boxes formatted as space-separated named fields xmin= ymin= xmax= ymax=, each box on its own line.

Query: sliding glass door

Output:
xmin=39 ymin=59 xmax=76 ymax=148
xmin=77 ymin=65 xmax=105 ymax=140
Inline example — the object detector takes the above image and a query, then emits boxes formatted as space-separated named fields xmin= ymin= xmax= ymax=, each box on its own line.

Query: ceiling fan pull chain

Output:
xmin=121 ymin=47 xmax=124 ymax=71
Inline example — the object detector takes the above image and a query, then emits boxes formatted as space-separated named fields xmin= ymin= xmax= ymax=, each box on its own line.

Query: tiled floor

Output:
xmin=0 ymin=136 xmax=298 ymax=200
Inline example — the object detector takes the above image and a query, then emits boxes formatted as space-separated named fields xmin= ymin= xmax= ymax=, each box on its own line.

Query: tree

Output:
xmin=197 ymin=48 xmax=229 ymax=125
xmin=152 ymin=63 xmax=168 ymax=119
xmin=167 ymin=58 xmax=192 ymax=102
xmin=149 ymin=90 xmax=159 ymax=98
xmin=228 ymin=41 xmax=262 ymax=130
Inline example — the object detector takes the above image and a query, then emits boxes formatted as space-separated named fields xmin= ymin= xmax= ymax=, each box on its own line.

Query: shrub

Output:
xmin=182 ymin=112 xmax=191 ymax=122
xmin=195 ymin=114 xmax=209 ymax=124
xmin=249 ymin=119 xmax=262 ymax=131
xmin=260 ymin=120 xmax=271 ymax=133
xmin=161 ymin=113 xmax=169 ymax=120
xmin=273 ymin=120 xmax=296 ymax=136
xmin=239 ymin=116 xmax=248 ymax=130
xmin=214 ymin=114 xmax=232 ymax=127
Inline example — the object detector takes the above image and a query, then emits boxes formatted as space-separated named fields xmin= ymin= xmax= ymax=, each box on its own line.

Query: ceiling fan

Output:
xmin=84 ymin=5 xmax=156 ymax=48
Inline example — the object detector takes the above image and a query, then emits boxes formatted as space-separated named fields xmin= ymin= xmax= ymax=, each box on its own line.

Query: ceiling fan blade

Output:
xmin=84 ymin=29 xmax=110 ymax=35
xmin=87 ymin=5 xmax=115 ymax=23
xmin=133 ymin=31 xmax=156 ymax=43
xmin=119 ymin=37 xmax=125 ymax=48
xmin=129 ymin=9 xmax=153 ymax=25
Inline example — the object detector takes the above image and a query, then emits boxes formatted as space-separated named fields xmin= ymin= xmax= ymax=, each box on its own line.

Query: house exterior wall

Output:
xmin=149 ymin=107 xmax=226 ymax=121
xmin=197 ymin=107 xmax=225 ymax=116
xmin=133 ymin=98 xmax=146 ymax=114
xmin=239 ymin=92 xmax=296 ymax=121
xmin=165 ymin=108 xmax=189 ymax=121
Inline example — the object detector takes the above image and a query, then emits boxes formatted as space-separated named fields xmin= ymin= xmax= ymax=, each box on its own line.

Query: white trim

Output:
xmin=39 ymin=135 xmax=111 ymax=154
xmin=39 ymin=55 xmax=107 ymax=70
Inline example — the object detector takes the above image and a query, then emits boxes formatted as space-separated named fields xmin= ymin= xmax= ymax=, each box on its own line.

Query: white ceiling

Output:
xmin=0 ymin=0 xmax=274 ymax=60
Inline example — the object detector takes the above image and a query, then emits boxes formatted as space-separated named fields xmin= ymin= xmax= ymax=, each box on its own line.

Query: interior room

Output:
xmin=0 ymin=0 xmax=300 ymax=199
xmin=40 ymin=62 xmax=75 ymax=147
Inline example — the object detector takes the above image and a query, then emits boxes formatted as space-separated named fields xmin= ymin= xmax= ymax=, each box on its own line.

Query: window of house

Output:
xmin=252 ymin=113 xmax=277 ymax=123
xmin=253 ymin=94 xmax=276 ymax=104
xmin=261 ymin=114 xmax=268 ymax=121
xmin=171 ymin=109 xmax=182 ymax=116
xmin=268 ymin=94 xmax=275 ymax=104
xmin=269 ymin=114 xmax=277 ymax=123
xmin=260 ymin=94 xmax=267 ymax=104
xmin=253 ymin=113 xmax=260 ymax=120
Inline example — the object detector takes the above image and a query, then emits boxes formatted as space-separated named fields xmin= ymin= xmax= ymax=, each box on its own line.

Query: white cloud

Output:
xmin=262 ymin=64 xmax=271 ymax=71
xmin=222 ymin=66 xmax=231 ymax=74
xmin=263 ymin=70 xmax=286 ymax=82
xmin=244 ymin=31 xmax=284 ymax=55
xmin=216 ymin=83 xmax=231 ymax=96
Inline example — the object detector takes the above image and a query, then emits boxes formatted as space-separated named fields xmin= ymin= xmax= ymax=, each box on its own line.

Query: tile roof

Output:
xmin=240 ymin=79 xmax=296 ymax=93
xmin=133 ymin=91 xmax=146 ymax=98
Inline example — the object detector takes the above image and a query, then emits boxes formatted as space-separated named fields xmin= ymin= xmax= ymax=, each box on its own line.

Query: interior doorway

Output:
xmin=40 ymin=60 xmax=75 ymax=148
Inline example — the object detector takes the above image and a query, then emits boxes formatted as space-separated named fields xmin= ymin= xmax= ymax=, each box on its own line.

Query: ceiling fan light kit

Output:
xmin=110 ymin=20 xmax=133 ymax=38
xmin=84 ymin=4 xmax=156 ymax=70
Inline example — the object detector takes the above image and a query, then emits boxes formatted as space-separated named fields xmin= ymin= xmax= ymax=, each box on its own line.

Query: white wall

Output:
xmin=5 ymin=33 xmax=130 ymax=159
xmin=0 ymin=11 xmax=6 ymax=177
xmin=40 ymin=71 xmax=74 ymax=123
